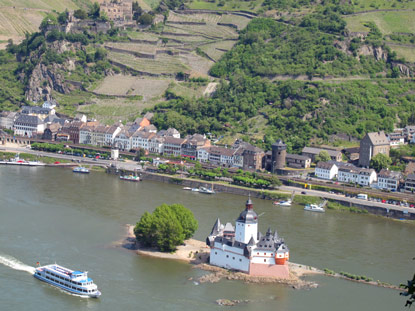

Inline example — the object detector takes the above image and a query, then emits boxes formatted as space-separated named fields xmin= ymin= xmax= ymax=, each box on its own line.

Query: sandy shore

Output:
xmin=123 ymin=225 xmax=322 ymax=288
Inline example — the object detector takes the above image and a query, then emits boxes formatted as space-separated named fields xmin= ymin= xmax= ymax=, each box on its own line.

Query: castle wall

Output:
xmin=210 ymin=246 xmax=250 ymax=272
xmin=250 ymin=250 xmax=276 ymax=265
xmin=249 ymin=262 xmax=290 ymax=278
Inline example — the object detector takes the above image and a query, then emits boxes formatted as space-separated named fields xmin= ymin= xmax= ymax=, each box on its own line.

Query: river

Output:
xmin=0 ymin=166 xmax=413 ymax=310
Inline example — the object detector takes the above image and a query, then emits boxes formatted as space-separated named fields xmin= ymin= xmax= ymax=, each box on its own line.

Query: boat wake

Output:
xmin=0 ymin=254 xmax=36 ymax=274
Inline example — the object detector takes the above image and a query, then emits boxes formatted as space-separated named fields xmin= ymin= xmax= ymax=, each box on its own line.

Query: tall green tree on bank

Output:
xmin=370 ymin=153 xmax=392 ymax=172
xmin=134 ymin=204 xmax=198 ymax=252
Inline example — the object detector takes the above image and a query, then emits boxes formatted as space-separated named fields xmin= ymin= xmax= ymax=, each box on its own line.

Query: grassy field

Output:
xmin=218 ymin=14 xmax=251 ymax=30
xmin=77 ymin=97 xmax=155 ymax=125
xmin=188 ymin=0 xmax=262 ymax=12
xmin=124 ymin=30 xmax=159 ymax=42
xmin=350 ymin=0 xmax=415 ymax=12
xmin=345 ymin=11 xmax=415 ymax=34
xmin=388 ymin=45 xmax=415 ymax=62
xmin=108 ymin=51 xmax=190 ymax=75
xmin=93 ymin=75 xmax=172 ymax=100
xmin=167 ymin=11 xmax=222 ymax=24
xmin=167 ymin=81 xmax=208 ymax=98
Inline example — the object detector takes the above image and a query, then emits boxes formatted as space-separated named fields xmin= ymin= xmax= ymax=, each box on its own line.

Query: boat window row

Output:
xmin=45 ymin=270 xmax=85 ymax=285
xmin=44 ymin=276 xmax=95 ymax=293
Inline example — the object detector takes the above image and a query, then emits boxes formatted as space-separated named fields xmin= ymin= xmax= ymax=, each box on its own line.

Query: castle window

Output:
xmin=232 ymin=257 xmax=235 ymax=260
xmin=226 ymin=255 xmax=229 ymax=258
xmin=215 ymin=252 xmax=217 ymax=255
xmin=264 ymin=253 xmax=266 ymax=255
xmin=239 ymin=259 xmax=242 ymax=262
xmin=264 ymin=259 xmax=266 ymax=262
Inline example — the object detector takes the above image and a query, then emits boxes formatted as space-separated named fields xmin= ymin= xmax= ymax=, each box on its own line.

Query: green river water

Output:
xmin=0 ymin=166 xmax=413 ymax=310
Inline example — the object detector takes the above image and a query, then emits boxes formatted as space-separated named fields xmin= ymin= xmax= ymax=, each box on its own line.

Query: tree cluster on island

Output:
xmin=134 ymin=204 xmax=198 ymax=252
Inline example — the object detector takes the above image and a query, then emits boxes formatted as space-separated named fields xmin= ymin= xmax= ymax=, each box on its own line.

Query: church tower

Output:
xmin=235 ymin=196 xmax=258 ymax=244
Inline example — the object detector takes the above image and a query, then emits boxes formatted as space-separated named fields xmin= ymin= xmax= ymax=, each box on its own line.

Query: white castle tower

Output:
xmin=235 ymin=196 xmax=258 ymax=244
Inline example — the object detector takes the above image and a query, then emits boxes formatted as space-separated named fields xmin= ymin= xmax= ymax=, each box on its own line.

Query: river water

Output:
xmin=0 ymin=166 xmax=413 ymax=310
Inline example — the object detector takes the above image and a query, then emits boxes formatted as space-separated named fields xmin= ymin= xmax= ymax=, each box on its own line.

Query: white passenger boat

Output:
xmin=273 ymin=200 xmax=292 ymax=207
xmin=73 ymin=166 xmax=89 ymax=174
xmin=34 ymin=264 xmax=101 ymax=298
xmin=304 ymin=203 xmax=325 ymax=213
xmin=3 ymin=154 xmax=45 ymax=166
xmin=119 ymin=175 xmax=140 ymax=182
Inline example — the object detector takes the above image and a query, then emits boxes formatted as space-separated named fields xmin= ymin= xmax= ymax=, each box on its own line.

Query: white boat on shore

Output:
xmin=304 ymin=203 xmax=325 ymax=213
xmin=274 ymin=200 xmax=292 ymax=207
xmin=182 ymin=187 xmax=192 ymax=190
xmin=34 ymin=264 xmax=101 ymax=298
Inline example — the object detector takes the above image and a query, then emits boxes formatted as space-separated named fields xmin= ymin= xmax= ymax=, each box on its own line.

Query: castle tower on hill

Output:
xmin=271 ymin=139 xmax=287 ymax=172
xmin=206 ymin=197 xmax=290 ymax=278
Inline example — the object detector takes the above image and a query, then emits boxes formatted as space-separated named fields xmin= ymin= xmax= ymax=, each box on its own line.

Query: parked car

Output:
xmin=301 ymin=191 xmax=307 ymax=195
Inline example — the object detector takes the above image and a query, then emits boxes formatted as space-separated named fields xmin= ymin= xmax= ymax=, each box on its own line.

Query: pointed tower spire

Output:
xmin=246 ymin=194 xmax=253 ymax=210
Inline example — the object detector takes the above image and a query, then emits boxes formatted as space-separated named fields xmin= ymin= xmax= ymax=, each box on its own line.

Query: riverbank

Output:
xmin=122 ymin=225 xmax=404 ymax=292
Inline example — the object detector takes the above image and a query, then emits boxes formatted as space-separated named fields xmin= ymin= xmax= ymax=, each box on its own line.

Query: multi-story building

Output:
xmin=181 ymin=134 xmax=210 ymax=160
xmin=302 ymin=147 xmax=342 ymax=162
xmin=79 ymin=125 xmax=93 ymax=145
xmin=377 ymin=169 xmax=402 ymax=191
xmin=91 ymin=125 xmax=108 ymax=146
xmin=0 ymin=112 xmax=19 ymax=130
xmin=131 ymin=131 xmax=155 ymax=151
xmin=42 ymin=123 xmax=62 ymax=141
xmin=105 ymin=125 xmax=122 ymax=147
xmin=163 ymin=137 xmax=186 ymax=157
xmin=97 ymin=0 xmax=133 ymax=21
xmin=113 ymin=129 xmax=131 ymax=150
xmin=359 ymin=131 xmax=390 ymax=167
xmin=337 ymin=166 xmax=377 ymax=186
xmin=404 ymin=173 xmax=415 ymax=193
xmin=232 ymin=140 xmax=264 ymax=171
xmin=315 ymin=162 xmax=338 ymax=180
xmin=13 ymin=115 xmax=45 ymax=138
xmin=286 ymin=154 xmax=311 ymax=169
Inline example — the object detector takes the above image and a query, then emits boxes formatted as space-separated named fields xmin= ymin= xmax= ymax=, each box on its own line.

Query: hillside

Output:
xmin=0 ymin=0 xmax=414 ymax=152
xmin=0 ymin=0 xmax=91 ymax=48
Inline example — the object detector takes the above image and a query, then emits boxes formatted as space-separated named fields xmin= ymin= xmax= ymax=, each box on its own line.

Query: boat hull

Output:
xmin=33 ymin=274 xmax=101 ymax=298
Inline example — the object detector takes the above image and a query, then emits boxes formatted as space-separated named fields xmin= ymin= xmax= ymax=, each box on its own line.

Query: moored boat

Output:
xmin=304 ymin=203 xmax=325 ymax=213
xmin=182 ymin=187 xmax=192 ymax=190
xmin=119 ymin=175 xmax=140 ymax=182
xmin=33 ymin=264 xmax=101 ymax=298
xmin=198 ymin=186 xmax=215 ymax=194
xmin=273 ymin=200 xmax=292 ymax=207
xmin=73 ymin=166 xmax=89 ymax=174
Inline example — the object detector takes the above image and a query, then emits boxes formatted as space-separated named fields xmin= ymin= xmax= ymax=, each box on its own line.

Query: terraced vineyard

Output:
xmin=108 ymin=51 xmax=189 ymax=75
xmin=0 ymin=0 xmax=89 ymax=47
xmin=199 ymin=40 xmax=237 ymax=62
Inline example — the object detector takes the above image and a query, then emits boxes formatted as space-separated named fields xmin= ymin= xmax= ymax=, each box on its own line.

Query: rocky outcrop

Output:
xmin=392 ymin=62 xmax=414 ymax=77
xmin=358 ymin=44 xmax=388 ymax=61
xmin=26 ymin=63 xmax=72 ymax=102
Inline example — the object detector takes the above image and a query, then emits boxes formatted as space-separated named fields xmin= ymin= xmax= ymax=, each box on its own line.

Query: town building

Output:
xmin=404 ymin=173 xmax=415 ymax=193
xmin=315 ymin=161 xmax=338 ymax=180
xmin=113 ymin=129 xmax=131 ymax=150
xmin=206 ymin=197 xmax=290 ymax=278
xmin=21 ymin=106 xmax=53 ymax=120
xmin=42 ymin=123 xmax=62 ymax=141
xmin=286 ymin=153 xmax=311 ymax=169
xmin=387 ymin=131 xmax=405 ymax=148
xmin=13 ymin=115 xmax=45 ymax=138
xmin=337 ymin=166 xmax=377 ymax=186
xmin=207 ymin=146 xmax=240 ymax=167
xmin=148 ymin=135 xmax=164 ymax=154
xmin=181 ymin=134 xmax=210 ymax=160
xmin=163 ymin=137 xmax=186 ymax=157
xmin=105 ymin=125 xmax=122 ymax=146
xmin=377 ymin=169 xmax=402 ymax=191
xmin=131 ymin=131 xmax=155 ymax=151
xmin=0 ymin=111 xmax=19 ymax=130
xmin=404 ymin=125 xmax=415 ymax=142
xmin=233 ymin=140 xmax=264 ymax=171
xmin=302 ymin=147 xmax=342 ymax=162
xmin=358 ymin=131 xmax=390 ymax=167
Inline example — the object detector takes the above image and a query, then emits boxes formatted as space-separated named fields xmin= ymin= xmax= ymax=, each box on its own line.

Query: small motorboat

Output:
xmin=182 ymin=187 xmax=192 ymax=190
xmin=198 ymin=186 xmax=215 ymax=194
xmin=304 ymin=203 xmax=325 ymax=213
xmin=273 ymin=200 xmax=292 ymax=207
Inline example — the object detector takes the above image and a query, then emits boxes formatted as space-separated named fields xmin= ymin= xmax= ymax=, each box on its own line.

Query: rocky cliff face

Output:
xmin=23 ymin=40 xmax=81 ymax=102
xmin=26 ymin=62 xmax=72 ymax=102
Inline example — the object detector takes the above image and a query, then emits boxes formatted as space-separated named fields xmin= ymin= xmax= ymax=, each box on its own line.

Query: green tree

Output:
xmin=89 ymin=2 xmax=101 ymax=20
xmin=315 ymin=150 xmax=331 ymax=163
xmin=74 ymin=9 xmax=88 ymax=20
xmin=134 ymin=204 xmax=198 ymax=252
xmin=138 ymin=13 xmax=153 ymax=25
xmin=370 ymin=153 xmax=392 ymax=172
